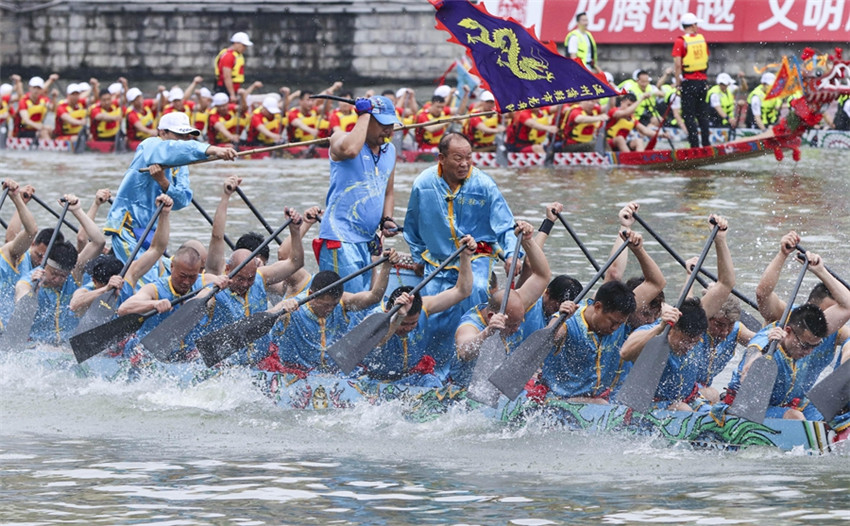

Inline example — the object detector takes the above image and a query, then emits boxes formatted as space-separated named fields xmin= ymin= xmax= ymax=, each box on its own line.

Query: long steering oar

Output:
xmin=807 ymin=356 xmax=850 ymax=422
xmin=235 ymin=187 xmax=283 ymax=245
xmin=467 ymin=235 xmax=523 ymax=407
xmin=328 ymin=244 xmax=470 ymax=375
xmin=192 ymin=197 xmax=235 ymax=250
xmin=0 ymin=199 xmax=70 ymax=350
xmin=197 ymin=256 xmax=389 ymax=368
xmin=617 ymin=219 xmax=720 ymax=413
xmin=729 ymin=255 xmax=809 ymax=424
xmin=31 ymin=194 xmax=79 ymax=234
xmin=139 ymin=216 xmax=295 ymax=361
xmin=73 ymin=202 xmax=166 ymax=338
xmin=489 ymin=236 xmax=630 ymax=400
xmin=632 ymin=212 xmax=761 ymax=331
xmin=555 ymin=211 xmax=600 ymax=271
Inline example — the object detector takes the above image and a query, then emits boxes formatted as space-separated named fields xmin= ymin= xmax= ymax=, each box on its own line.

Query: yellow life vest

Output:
xmin=705 ymin=85 xmax=735 ymax=124
xmin=681 ymin=33 xmax=708 ymax=73
xmin=214 ymin=48 xmax=246 ymax=84
xmin=564 ymin=29 xmax=597 ymax=67
xmin=56 ymin=99 xmax=87 ymax=136
xmin=748 ymin=85 xmax=780 ymax=125
xmin=606 ymin=115 xmax=636 ymax=139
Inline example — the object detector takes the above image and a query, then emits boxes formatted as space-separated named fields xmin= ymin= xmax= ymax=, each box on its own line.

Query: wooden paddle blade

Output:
xmin=728 ymin=356 xmax=778 ymax=424
xmin=616 ymin=334 xmax=671 ymax=413
xmin=807 ymin=358 xmax=850 ymax=421
xmin=74 ymin=291 xmax=120 ymax=336
xmin=70 ymin=312 xmax=147 ymax=363
xmin=326 ymin=311 xmax=393 ymax=375
xmin=0 ymin=294 xmax=39 ymax=350
xmin=139 ymin=296 xmax=210 ymax=362
xmin=739 ymin=310 xmax=763 ymax=333
xmin=489 ymin=325 xmax=557 ymax=400
xmin=197 ymin=311 xmax=279 ymax=368
xmin=467 ymin=334 xmax=505 ymax=408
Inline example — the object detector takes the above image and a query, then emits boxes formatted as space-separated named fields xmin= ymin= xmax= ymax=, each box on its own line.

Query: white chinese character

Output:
xmin=696 ymin=0 xmax=736 ymax=31
xmin=758 ymin=0 xmax=799 ymax=31
xmin=652 ymin=0 xmax=691 ymax=31
xmin=609 ymin=0 xmax=651 ymax=31
xmin=567 ymin=0 xmax=609 ymax=32
xmin=802 ymin=0 xmax=846 ymax=30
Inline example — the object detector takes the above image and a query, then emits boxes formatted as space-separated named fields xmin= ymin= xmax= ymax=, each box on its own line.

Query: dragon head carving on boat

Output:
xmin=769 ymin=48 xmax=850 ymax=161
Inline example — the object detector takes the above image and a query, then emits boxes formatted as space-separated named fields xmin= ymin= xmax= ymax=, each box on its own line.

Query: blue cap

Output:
xmin=369 ymin=95 xmax=402 ymax=126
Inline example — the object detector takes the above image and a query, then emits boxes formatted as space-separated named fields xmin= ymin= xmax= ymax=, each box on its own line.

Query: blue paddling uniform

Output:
xmin=0 ymin=250 xmax=32 ymax=330
xmin=17 ymin=268 xmax=80 ymax=345
xmin=449 ymin=303 xmax=524 ymax=388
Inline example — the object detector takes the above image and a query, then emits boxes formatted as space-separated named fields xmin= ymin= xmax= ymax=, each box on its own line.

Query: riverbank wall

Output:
xmin=1 ymin=0 xmax=845 ymax=91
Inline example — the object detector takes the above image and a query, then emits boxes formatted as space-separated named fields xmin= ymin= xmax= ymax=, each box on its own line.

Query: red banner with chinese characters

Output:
xmin=538 ymin=0 xmax=850 ymax=43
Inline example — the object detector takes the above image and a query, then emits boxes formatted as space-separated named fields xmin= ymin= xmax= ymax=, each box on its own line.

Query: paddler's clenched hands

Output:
xmin=223 ymin=176 xmax=242 ymax=196
xmin=155 ymin=194 xmax=173 ymax=214
xmin=62 ymin=194 xmax=81 ymax=211
xmin=270 ymin=297 xmax=299 ymax=317
xmin=206 ymin=145 xmax=238 ymax=161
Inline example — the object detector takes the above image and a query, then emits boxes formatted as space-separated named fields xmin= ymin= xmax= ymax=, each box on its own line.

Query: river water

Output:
xmin=1 ymin=147 xmax=850 ymax=524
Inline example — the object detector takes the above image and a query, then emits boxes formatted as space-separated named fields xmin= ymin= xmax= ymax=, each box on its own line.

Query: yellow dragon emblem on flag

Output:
xmin=458 ymin=18 xmax=554 ymax=82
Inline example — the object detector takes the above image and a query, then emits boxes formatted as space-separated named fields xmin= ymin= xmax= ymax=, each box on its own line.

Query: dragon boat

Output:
xmin=19 ymin=347 xmax=845 ymax=454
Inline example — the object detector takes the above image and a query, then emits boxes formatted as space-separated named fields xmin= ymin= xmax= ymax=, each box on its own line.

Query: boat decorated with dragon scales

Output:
xmin=23 ymin=347 xmax=843 ymax=454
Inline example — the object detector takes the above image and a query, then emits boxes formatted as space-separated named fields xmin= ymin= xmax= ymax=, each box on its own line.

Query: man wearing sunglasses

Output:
xmin=729 ymin=252 xmax=850 ymax=421
xmin=105 ymin=112 xmax=237 ymax=285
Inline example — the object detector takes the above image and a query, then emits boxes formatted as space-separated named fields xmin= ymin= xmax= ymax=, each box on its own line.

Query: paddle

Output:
xmin=543 ymin=104 xmax=564 ymax=167
xmin=594 ymin=119 xmax=607 ymax=154
xmin=795 ymin=244 xmax=850 ymax=292
xmin=137 ymin=110 xmax=496 ymax=172
xmin=192 ymin=197 xmax=235 ymax=250
xmin=617 ymin=219 xmax=720 ymax=413
xmin=0 ymin=187 xmax=10 ymax=230
xmin=466 ymin=236 xmax=523 ymax=407
xmin=646 ymin=92 xmax=677 ymax=151
xmin=73 ymin=202 xmax=166 ymax=336
xmin=555 ymin=211 xmax=600 ymax=271
xmin=489 ymin=236 xmax=631 ymax=400
xmin=728 ymin=255 xmax=809 ymax=423
xmin=73 ymin=122 xmax=88 ymax=154
xmin=197 ymin=256 xmax=389 ymax=368
xmin=0 ymin=199 xmax=69 ymax=350
xmin=329 ymin=244 xmax=470 ymax=375
xmin=807 ymin=356 xmax=850 ymax=422
xmin=234 ymin=187 xmax=283 ymax=245
xmin=30 ymin=194 xmax=79 ymax=234
xmin=70 ymin=286 xmax=203 ymax=363
xmin=631 ymin=212 xmax=762 ymax=331
xmin=138 ymin=216 xmax=294 ymax=361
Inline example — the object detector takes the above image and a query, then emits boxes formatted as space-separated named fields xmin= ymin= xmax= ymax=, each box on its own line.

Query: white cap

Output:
xmin=157 ymin=112 xmax=200 ymax=136
xmin=198 ymin=87 xmax=212 ymax=99
xmin=716 ymin=73 xmax=734 ymax=85
xmin=231 ymin=31 xmax=253 ymax=47
xmin=29 ymin=76 xmax=45 ymax=88
xmin=126 ymin=87 xmax=143 ymax=102
xmin=262 ymin=96 xmax=281 ymax=114
xmin=604 ymin=71 xmax=614 ymax=84
xmin=0 ymin=83 xmax=12 ymax=96
xmin=434 ymin=84 xmax=452 ymax=99
xmin=66 ymin=83 xmax=81 ymax=95
xmin=212 ymin=93 xmax=229 ymax=107
xmin=77 ymin=81 xmax=91 ymax=92
xmin=761 ymin=72 xmax=776 ymax=85
xmin=108 ymin=82 xmax=123 ymax=95
xmin=480 ymin=90 xmax=495 ymax=102
xmin=681 ymin=12 xmax=702 ymax=26
xmin=168 ymin=86 xmax=184 ymax=102
xmin=395 ymin=87 xmax=408 ymax=100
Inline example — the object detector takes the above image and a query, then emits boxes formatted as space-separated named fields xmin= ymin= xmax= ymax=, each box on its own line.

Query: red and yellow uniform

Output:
xmin=53 ymin=98 xmax=87 ymax=137
xmin=126 ymin=100 xmax=157 ymax=142
xmin=162 ymin=100 xmax=194 ymax=119
xmin=328 ymin=109 xmax=358 ymax=135
xmin=90 ymin=101 xmax=123 ymax=140
xmin=14 ymin=93 xmax=50 ymax=137
xmin=527 ymin=108 xmax=553 ymax=145
xmin=414 ymin=107 xmax=452 ymax=148
xmin=192 ymin=106 xmax=210 ymax=135
xmin=672 ymin=33 xmax=709 ymax=80
xmin=463 ymin=112 xmax=501 ymax=149
xmin=605 ymin=107 xmax=638 ymax=142
xmin=564 ymin=104 xmax=602 ymax=144
xmin=286 ymin=107 xmax=319 ymax=143
xmin=207 ymin=103 xmax=242 ymax=144
xmin=214 ymin=48 xmax=246 ymax=93
xmin=505 ymin=109 xmax=539 ymax=152
xmin=1 ymin=94 xmax=13 ymax=126
xmin=247 ymin=107 xmax=283 ymax=145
